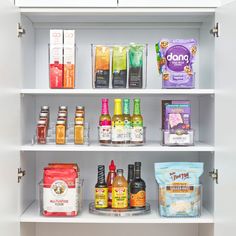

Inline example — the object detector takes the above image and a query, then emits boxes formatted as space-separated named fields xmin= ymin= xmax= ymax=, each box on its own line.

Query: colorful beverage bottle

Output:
xmin=130 ymin=162 xmax=146 ymax=208
xmin=123 ymin=98 xmax=131 ymax=143
xmin=112 ymin=169 xmax=128 ymax=209
xmin=99 ymin=98 xmax=112 ymax=144
xmin=107 ymin=160 xmax=117 ymax=207
xmin=112 ymin=99 xmax=125 ymax=144
xmin=95 ymin=165 xmax=108 ymax=209
xmin=131 ymin=98 xmax=144 ymax=144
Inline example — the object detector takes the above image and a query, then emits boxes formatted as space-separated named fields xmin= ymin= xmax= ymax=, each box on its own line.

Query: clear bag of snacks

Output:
xmin=91 ymin=44 xmax=148 ymax=89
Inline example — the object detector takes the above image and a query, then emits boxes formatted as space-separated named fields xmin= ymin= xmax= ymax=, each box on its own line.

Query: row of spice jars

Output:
xmin=36 ymin=105 xmax=86 ymax=145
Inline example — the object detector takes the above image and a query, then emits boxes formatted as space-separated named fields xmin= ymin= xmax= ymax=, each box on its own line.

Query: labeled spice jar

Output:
xmin=58 ymin=113 xmax=67 ymax=127
xmin=39 ymin=113 xmax=49 ymax=128
xmin=75 ymin=113 xmax=84 ymax=123
xmin=74 ymin=120 xmax=84 ymax=144
xmin=56 ymin=120 xmax=66 ymax=144
xmin=37 ymin=120 xmax=47 ymax=144
xmin=76 ymin=106 xmax=85 ymax=117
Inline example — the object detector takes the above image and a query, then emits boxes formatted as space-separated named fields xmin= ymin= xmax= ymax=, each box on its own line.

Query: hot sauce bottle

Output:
xmin=112 ymin=169 xmax=128 ymax=209
xmin=99 ymin=98 xmax=112 ymax=144
xmin=95 ymin=165 xmax=108 ymax=209
xmin=107 ymin=160 xmax=117 ymax=207
xmin=130 ymin=162 xmax=146 ymax=208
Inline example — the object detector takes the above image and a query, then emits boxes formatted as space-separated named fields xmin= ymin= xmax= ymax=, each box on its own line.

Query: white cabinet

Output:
xmin=15 ymin=0 xmax=118 ymax=8
xmin=1 ymin=1 xmax=236 ymax=236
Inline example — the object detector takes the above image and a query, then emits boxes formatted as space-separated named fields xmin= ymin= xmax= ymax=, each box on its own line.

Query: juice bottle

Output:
xmin=107 ymin=160 xmax=117 ymax=207
xmin=131 ymin=98 xmax=144 ymax=144
xmin=99 ymin=98 xmax=112 ymax=144
xmin=112 ymin=99 xmax=125 ymax=144
xmin=123 ymin=98 xmax=131 ymax=143
xmin=95 ymin=165 xmax=108 ymax=209
xmin=112 ymin=169 xmax=128 ymax=209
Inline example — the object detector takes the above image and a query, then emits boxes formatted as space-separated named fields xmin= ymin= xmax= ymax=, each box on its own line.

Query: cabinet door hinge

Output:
xmin=209 ymin=169 xmax=218 ymax=184
xmin=210 ymin=23 xmax=219 ymax=38
xmin=18 ymin=168 xmax=26 ymax=183
xmin=17 ymin=23 xmax=26 ymax=38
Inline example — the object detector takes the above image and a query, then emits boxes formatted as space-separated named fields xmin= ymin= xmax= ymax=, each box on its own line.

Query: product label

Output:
xmin=56 ymin=125 xmax=66 ymax=144
xmin=131 ymin=127 xmax=143 ymax=143
xmin=99 ymin=125 xmax=112 ymax=141
xmin=43 ymin=180 xmax=78 ymax=213
xmin=112 ymin=187 xmax=128 ymax=208
xmin=130 ymin=190 xmax=146 ymax=208
xmin=95 ymin=188 xmax=108 ymax=208
xmin=112 ymin=121 xmax=125 ymax=142
xmin=124 ymin=120 xmax=131 ymax=142
xmin=168 ymin=133 xmax=191 ymax=144
xmin=74 ymin=125 xmax=84 ymax=144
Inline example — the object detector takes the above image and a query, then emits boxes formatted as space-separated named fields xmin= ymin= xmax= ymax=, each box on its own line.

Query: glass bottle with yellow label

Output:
xmin=112 ymin=99 xmax=125 ymax=144
xmin=112 ymin=169 xmax=128 ymax=209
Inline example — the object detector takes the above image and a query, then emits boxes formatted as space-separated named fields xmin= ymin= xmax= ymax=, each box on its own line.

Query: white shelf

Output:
xmin=20 ymin=200 xmax=213 ymax=224
xmin=21 ymin=89 xmax=215 ymax=95
xmin=21 ymin=141 xmax=214 ymax=152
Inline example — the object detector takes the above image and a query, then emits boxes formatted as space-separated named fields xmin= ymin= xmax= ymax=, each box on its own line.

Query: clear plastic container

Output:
xmin=49 ymin=44 xmax=77 ymax=89
xmin=39 ymin=179 xmax=84 ymax=217
xmin=98 ymin=126 xmax=146 ymax=146
xmin=158 ymin=184 xmax=202 ymax=217
xmin=34 ymin=122 xmax=89 ymax=145
xmin=162 ymin=129 xmax=194 ymax=146
xmin=91 ymin=44 xmax=148 ymax=89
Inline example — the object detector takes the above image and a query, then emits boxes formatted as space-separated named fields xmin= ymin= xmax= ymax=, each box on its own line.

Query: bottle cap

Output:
xmin=38 ymin=120 xmax=46 ymax=124
xmin=102 ymin=98 xmax=108 ymax=103
xmin=128 ymin=164 xmax=134 ymax=169
xmin=41 ymin=105 xmax=49 ymax=110
xmin=135 ymin=162 xmax=141 ymax=167
xmin=59 ymin=106 xmax=67 ymax=110
xmin=109 ymin=160 xmax=116 ymax=171
xmin=39 ymin=113 xmax=48 ymax=117
xmin=117 ymin=169 xmax=123 ymax=175
xmin=57 ymin=120 xmax=66 ymax=125
xmin=76 ymin=106 xmax=84 ymax=110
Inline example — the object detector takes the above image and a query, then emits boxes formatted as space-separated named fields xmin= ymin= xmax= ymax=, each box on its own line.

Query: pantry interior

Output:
xmin=2 ymin=1 xmax=236 ymax=236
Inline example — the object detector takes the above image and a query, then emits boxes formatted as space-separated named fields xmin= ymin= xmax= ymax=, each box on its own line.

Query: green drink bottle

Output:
xmin=123 ymin=98 xmax=131 ymax=143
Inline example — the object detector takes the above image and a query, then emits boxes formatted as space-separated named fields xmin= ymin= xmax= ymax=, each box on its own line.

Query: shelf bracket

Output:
xmin=209 ymin=169 xmax=218 ymax=184
xmin=18 ymin=168 xmax=26 ymax=183
xmin=210 ymin=23 xmax=219 ymax=38
xmin=17 ymin=23 xmax=26 ymax=38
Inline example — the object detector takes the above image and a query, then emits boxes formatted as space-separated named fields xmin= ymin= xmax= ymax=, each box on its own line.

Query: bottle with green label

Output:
xmin=123 ymin=98 xmax=131 ymax=143
xmin=112 ymin=99 xmax=125 ymax=144
xmin=131 ymin=98 xmax=144 ymax=144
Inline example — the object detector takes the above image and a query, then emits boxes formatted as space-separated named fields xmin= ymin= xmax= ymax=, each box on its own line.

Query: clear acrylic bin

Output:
xmin=162 ymin=129 xmax=194 ymax=146
xmin=158 ymin=184 xmax=202 ymax=217
xmin=39 ymin=179 xmax=84 ymax=217
xmin=91 ymin=44 xmax=148 ymax=89
xmin=49 ymin=44 xmax=77 ymax=89
xmin=34 ymin=122 xmax=89 ymax=145
xmin=98 ymin=126 xmax=146 ymax=146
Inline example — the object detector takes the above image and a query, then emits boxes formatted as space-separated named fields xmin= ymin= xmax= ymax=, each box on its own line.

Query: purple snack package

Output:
xmin=156 ymin=39 xmax=197 ymax=89
xmin=164 ymin=101 xmax=191 ymax=130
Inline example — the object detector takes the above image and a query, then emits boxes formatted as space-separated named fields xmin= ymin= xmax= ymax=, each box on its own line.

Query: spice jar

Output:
xmin=37 ymin=120 xmax=47 ymax=144
xmin=56 ymin=120 xmax=66 ymax=144
xmin=76 ymin=106 xmax=85 ymax=116
xmin=74 ymin=120 xmax=84 ymax=145
xmin=75 ymin=113 xmax=84 ymax=123
xmin=39 ymin=113 xmax=49 ymax=128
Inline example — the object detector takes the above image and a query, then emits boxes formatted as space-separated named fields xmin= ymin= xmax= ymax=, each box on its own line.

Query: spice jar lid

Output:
xmin=38 ymin=120 xmax=46 ymax=124
xmin=76 ymin=106 xmax=84 ymax=110
xmin=75 ymin=121 xmax=84 ymax=125
xmin=75 ymin=113 xmax=84 ymax=117
xmin=41 ymin=105 xmax=49 ymax=110
xmin=57 ymin=120 xmax=66 ymax=124
xmin=59 ymin=106 xmax=67 ymax=110
xmin=58 ymin=113 xmax=67 ymax=117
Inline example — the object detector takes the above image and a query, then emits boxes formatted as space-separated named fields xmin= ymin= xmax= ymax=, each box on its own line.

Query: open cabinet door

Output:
xmin=0 ymin=0 xmax=21 ymax=236
xmin=215 ymin=1 xmax=236 ymax=236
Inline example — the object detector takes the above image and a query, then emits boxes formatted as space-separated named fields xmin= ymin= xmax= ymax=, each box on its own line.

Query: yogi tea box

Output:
xmin=50 ymin=30 xmax=63 ymax=88
xmin=63 ymin=30 xmax=75 ymax=89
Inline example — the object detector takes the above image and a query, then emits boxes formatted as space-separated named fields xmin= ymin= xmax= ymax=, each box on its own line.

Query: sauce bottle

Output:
xmin=95 ymin=165 xmax=108 ymax=209
xmin=130 ymin=162 xmax=146 ymax=208
xmin=107 ymin=160 xmax=117 ymax=207
xmin=112 ymin=169 xmax=128 ymax=209
xmin=127 ymin=164 xmax=134 ymax=206
xmin=99 ymin=98 xmax=112 ymax=144
xmin=123 ymin=98 xmax=131 ymax=143
xmin=56 ymin=120 xmax=66 ymax=144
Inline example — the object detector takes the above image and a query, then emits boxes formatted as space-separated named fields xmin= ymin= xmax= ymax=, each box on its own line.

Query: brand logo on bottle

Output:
xmin=166 ymin=45 xmax=190 ymax=72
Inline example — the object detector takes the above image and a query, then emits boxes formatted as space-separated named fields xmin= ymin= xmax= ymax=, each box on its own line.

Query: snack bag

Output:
xmin=43 ymin=167 xmax=78 ymax=216
xmin=154 ymin=162 xmax=203 ymax=217
xmin=156 ymin=39 xmax=197 ymax=89
xmin=112 ymin=46 xmax=127 ymax=88
xmin=129 ymin=44 xmax=144 ymax=88
xmin=95 ymin=46 xmax=110 ymax=88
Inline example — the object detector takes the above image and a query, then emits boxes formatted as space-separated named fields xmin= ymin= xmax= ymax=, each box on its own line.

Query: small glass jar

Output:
xmin=56 ymin=120 xmax=66 ymax=144
xmin=37 ymin=120 xmax=47 ymax=144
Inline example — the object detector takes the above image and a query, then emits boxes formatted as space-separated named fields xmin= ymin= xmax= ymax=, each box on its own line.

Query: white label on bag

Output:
xmin=99 ymin=125 xmax=111 ymax=141
xmin=43 ymin=180 xmax=78 ymax=213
